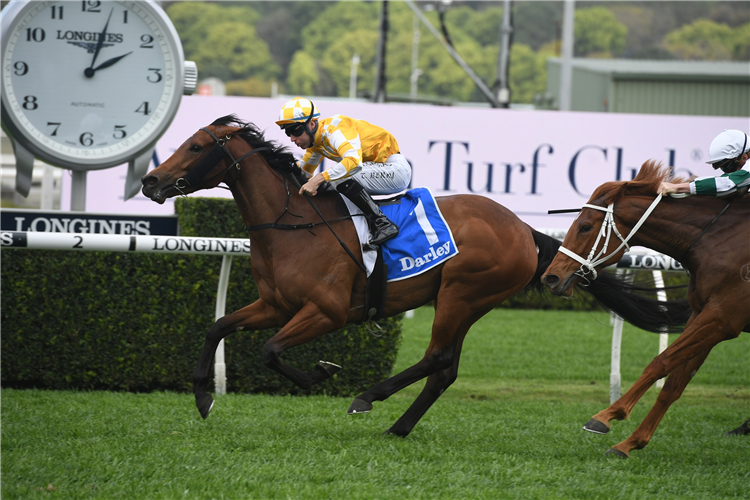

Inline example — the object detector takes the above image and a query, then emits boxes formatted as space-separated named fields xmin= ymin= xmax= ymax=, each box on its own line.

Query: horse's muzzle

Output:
xmin=541 ymin=272 xmax=577 ymax=297
xmin=141 ymin=175 xmax=170 ymax=204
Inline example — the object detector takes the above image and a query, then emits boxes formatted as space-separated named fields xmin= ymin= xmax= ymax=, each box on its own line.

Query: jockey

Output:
xmin=660 ymin=129 xmax=750 ymax=196
xmin=276 ymin=97 xmax=411 ymax=246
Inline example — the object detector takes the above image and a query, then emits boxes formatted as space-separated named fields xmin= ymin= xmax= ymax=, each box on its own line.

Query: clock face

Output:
xmin=1 ymin=0 xmax=183 ymax=169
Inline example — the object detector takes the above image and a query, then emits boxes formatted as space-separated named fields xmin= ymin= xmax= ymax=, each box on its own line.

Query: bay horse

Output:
xmin=141 ymin=116 xmax=690 ymax=437
xmin=541 ymin=160 xmax=750 ymax=457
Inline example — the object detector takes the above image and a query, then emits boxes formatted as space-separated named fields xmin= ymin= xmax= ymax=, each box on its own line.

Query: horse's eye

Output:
xmin=189 ymin=144 xmax=203 ymax=153
xmin=580 ymin=224 xmax=592 ymax=234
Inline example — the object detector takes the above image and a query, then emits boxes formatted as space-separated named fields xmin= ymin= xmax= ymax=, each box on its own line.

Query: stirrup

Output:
xmin=369 ymin=222 xmax=399 ymax=246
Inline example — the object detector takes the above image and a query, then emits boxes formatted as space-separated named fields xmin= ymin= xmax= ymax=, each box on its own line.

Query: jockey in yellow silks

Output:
xmin=276 ymin=97 xmax=411 ymax=246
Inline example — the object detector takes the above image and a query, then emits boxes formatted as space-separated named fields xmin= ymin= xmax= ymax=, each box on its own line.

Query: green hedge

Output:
xmin=1 ymin=198 xmax=402 ymax=396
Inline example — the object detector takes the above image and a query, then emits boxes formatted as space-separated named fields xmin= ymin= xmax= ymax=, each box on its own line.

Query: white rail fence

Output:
xmin=2 ymin=231 xmax=245 ymax=396
xmin=3 ymin=230 xmax=685 ymax=401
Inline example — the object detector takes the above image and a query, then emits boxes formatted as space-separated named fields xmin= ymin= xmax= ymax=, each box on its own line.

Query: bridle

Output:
xmin=171 ymin=125 xmax=368 ymax=274
xmin=557 ymin=194 xmax=663 ymax=282
xmin=174 ymin=127 xmax=270 ymax=193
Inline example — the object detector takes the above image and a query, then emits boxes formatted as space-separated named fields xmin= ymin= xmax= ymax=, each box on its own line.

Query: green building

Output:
xmin=544 ymin=58 xmax=750 ymax=117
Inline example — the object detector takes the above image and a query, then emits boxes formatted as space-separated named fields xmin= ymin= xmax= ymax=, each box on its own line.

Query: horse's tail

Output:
xmin=585 ymin=273 xmax=692 ymax=333
xmin=527 ymin=228 xmax=561 ymax=294
xmin=528 ymin=229 xmax=692 ymax=334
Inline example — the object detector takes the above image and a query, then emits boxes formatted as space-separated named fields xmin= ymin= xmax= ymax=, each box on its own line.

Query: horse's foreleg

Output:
xmin=584 ymin=312 xmax=734 ymax=438
xmin=607 ymin=349 xmax=710 ymax=458
xmin=261 ymin=302 xmax=342 ymax=390
xmin=193 ymin=299 xmax=281 ymax=419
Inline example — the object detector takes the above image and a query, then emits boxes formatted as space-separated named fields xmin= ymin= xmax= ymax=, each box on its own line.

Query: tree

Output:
xmin=166 ymin=2 xmax=260 ymax=61
xmin=165 ymin=2 xmax=280 ymax=93
xmin=508 ymin=43 xmax=548 ymax=104
xmin=574 ymin=7 xmax=628 ymax=57
xmin=299 ymin=1 xmax=379 ymax=58
xmin=319 ymin=30 xmax=379 ymax=97
xmin=664 ymin=19 xmax=735 ymax=60
xmin=733 ymin=22 xmax=750 ymax=60
xmin=192 ymin=21 xmax=280 ymax=86
xmin=512 ymin=1 xmax=563 ymax=51
xmin=286 ymin=51 xmax=320 ymax=97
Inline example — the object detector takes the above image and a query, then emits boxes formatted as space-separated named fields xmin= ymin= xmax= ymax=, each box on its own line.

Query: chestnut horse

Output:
xmin=542 ymin=160 xmax=750 ymax=457
xmin=142 ymin=116 xmax=690 ymax=437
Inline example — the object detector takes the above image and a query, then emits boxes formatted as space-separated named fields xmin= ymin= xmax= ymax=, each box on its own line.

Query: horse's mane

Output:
xmin=592 ymin=160 xmax=690 ymax=205
xmin=210 ymin=114 xmax=309 ymax=186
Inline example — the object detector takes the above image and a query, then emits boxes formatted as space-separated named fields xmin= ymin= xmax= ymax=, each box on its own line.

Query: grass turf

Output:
xmin=2 ymin=308 xmax=748 ymax=499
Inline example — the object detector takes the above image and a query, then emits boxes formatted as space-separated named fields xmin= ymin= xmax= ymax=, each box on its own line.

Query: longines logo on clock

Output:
xmin=57 ymin=31 xmax=124 ymax=45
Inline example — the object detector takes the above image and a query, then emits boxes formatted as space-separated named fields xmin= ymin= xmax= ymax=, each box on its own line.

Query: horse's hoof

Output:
xmin=348 ymin=398 xmax=373 ymax=415
xmin=383 ymin=426 xmax=409 ymax=438
xmin=315 ymin=360 xmax=342 ymax=378
xmin=725 ymin=419 xmax=750 ymax=436
xmin=583 ymin=418 xmax=610 ymax=434
xmin=196 ymin=394 xmax=214 ymax=420
xmin=605 ymin=448 xmax=629 ymax=459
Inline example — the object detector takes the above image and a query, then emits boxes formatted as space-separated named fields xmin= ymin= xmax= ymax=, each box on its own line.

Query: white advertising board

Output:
xmin=61 ymin=95 xmax=747 ymax=230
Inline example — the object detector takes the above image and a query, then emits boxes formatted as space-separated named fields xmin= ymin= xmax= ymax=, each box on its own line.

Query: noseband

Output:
xmin=175 ymin=128 xmax=270 ymax=192
xmin=558 ymin=194 xmax=663 ymax=282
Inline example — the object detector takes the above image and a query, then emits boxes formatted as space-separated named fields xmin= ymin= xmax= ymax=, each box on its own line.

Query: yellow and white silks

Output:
xmin=298 ymin=115 xmax=411 ymax=195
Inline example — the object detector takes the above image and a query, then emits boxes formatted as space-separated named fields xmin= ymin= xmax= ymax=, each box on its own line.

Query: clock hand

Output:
xmin=91 ymin=52 xmax=133 ymax=72
xmin=84 ymin=8 xmax=114 ymax=78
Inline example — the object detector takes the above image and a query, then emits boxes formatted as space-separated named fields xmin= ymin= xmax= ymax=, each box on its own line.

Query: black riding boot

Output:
xmin=337 ymin=179 xmax=399 ymax=246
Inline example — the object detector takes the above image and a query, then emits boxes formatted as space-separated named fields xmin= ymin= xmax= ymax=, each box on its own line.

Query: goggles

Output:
xmin=283 ymin=123 xmax=306 ymax=137
xmin=281 ymin=100 xmax=316 ymax=138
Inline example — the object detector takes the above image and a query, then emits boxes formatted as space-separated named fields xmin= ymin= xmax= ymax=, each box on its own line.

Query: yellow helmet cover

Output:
xmin=276 ymin=97 xmax=321 ymax=126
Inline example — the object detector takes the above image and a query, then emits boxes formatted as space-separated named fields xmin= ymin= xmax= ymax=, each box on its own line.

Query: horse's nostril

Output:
xmin=542 ymin=274 xmax=560 ymax=286
xmin=142 ymin=175 xmax=158 ymax=187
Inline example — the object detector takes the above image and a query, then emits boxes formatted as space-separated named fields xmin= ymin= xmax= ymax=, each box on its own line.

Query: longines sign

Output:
xmin=1 ymin=209 xmax=179 ymax=236
xmin=1 ymin=231 xmax=250 ymax=256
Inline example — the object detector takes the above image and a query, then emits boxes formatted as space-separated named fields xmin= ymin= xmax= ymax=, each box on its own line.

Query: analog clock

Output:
xmin=1 ymin=0 xmax=197 ymax=199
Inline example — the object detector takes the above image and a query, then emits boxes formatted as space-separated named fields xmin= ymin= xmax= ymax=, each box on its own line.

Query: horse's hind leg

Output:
xmin=349 ymin=301 xmax=492 ymax=437
xmin=193 ymin=300 xmax=280 ymax=419
xmin=385 ymin=342 xmax=465 ymax=437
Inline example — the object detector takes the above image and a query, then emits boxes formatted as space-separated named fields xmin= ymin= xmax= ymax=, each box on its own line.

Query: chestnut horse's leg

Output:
xmin=194 ymin=299 xmax=281 ymax=419
xmin=261 ymin=302 xmax=344 ymax=390
xmin=584 ymin=310 xmax=738 ymax=454
xmin=606 ymin=349 xmax=710 ymax=458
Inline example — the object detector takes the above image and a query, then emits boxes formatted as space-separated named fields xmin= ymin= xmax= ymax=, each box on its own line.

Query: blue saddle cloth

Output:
xmin=380 ymin=188 xmax=459 ymax=282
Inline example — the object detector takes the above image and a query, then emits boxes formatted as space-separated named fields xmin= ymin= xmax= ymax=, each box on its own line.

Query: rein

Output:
xmin=182 ymin=126 xmax=368 ymax=274
xmin=266 ymin=172 xmax=369 ymax=274
xmin=684 ymin=198 xmax=733 ymax=255
xmin=558 ymin=194 xmax=663 ymax=282
xmin=246 ymin=216 xmax=358 ymax=232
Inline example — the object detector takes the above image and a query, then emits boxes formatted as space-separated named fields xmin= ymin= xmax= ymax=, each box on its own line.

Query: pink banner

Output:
xmin=62 ymin=95 xmax=746 ymax=230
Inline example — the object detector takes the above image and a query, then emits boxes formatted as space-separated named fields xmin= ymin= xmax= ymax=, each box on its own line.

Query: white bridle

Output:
xmin=558 ymin=194 xmax=663 ymax=281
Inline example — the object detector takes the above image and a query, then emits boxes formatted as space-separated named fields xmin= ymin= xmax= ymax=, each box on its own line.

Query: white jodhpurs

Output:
xmin=329 ymin=153 xmax=411 ymax=195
